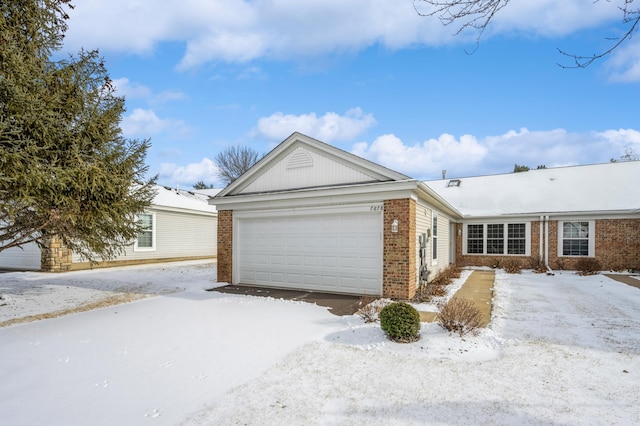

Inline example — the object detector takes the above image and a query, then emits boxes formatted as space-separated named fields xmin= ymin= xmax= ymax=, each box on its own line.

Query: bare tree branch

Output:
xmin=214 ymin=146 xmax=262 ymax=186
xmin=414 ymin=0 xmax=640 ymax=67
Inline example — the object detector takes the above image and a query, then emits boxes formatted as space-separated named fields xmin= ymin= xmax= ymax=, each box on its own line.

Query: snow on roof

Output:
xmin=152 ymin=185 xmax=218 ymax=214
xmin=192 ymin=188 xmax=223 ymax=197
xmin=424 ymin=161 xmax=640 ymax=217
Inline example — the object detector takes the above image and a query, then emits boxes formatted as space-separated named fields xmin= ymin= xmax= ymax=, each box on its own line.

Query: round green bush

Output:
xmin=379 ymin=302 xmax=421 ymax=343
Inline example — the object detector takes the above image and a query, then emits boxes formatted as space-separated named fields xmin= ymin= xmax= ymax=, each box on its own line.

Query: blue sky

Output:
xmin=61 ymin=1 xmax=640 ymax=188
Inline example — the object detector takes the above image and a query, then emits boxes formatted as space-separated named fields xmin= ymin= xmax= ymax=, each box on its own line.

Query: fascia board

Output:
xmin=212 ymin=180 xmax=420 ymax=210
xmin=459 ymin=210 xmax=640 ymax=221
xmin=150 ymin=205 xmax=218 ymax=217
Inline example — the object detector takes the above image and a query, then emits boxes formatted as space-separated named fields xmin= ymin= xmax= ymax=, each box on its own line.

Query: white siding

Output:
xmin=240 ymin=146 xmax=380 ymax=194
xmin=436 ymin=214 xmax=451 ymax=275
xmin=73 ymin=208 xmax=216 ymax=263
xmin=0 ymin=242 xmax=41 ymax=270
xmin=415 ymin=201 xmax=432 ymax=284
xmin=415 ymin=202 xmax=453 ymax=282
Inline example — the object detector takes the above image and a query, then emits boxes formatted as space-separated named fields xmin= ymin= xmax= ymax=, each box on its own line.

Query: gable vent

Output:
xmin=286 ymin=148 xmax=314 ymax=169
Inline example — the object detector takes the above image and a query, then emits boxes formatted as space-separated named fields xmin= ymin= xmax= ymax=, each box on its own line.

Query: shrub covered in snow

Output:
xmin=379 ymin=302 xmax=421 ymax=343
xmin=438 ymin=297 xmax=481 ymax=337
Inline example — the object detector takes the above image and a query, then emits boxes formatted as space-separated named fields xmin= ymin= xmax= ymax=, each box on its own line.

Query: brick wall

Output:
xmin=217 ymin=210 xmax=233 ymax=283
xmin=40 ymin=234 xmax=72 ymax=272
xmin=383 ymin=199 xmax=416 ymax=299
xmin=455 ymin=218 xmax=640 ymax=271
xmin=593 ymin=219 xmax=640 ymax=270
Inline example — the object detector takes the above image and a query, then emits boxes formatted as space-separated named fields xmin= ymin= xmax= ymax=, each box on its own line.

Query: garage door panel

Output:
xmin=237 ymin=210 xmax=382 ymax=295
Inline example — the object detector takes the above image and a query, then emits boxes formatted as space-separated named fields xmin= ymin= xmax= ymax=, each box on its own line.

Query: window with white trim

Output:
xmin=559 ymin=221 xmax=594 ymax=257
xmin=432 ymin=215 xmax=438 ymax=262
xmin=135 ymin=213 xmax=155 ymax=251
xmin=464 ymin=223 xmax=529 ymax=255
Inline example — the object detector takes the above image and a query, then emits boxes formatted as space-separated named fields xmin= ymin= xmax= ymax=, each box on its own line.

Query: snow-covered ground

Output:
xmin=1 ymin=261 xmax=639 ymax=425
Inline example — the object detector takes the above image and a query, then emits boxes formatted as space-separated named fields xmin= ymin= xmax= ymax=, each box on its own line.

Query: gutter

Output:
xmin=542 ymin=215 xmax=554 ymax=276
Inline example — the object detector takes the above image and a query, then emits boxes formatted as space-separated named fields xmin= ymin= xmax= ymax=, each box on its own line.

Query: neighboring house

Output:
xmin=213 ymin=132 xmax=640 ymax=299
xmin=425 ymin=161 xmax=640 ymax=273
xmin=0 ymin=185 xmax=218 ymax=271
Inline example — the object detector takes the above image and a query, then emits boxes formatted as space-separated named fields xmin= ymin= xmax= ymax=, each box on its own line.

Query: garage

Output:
xmin=235 ymin=205 xmax=382 ymax=295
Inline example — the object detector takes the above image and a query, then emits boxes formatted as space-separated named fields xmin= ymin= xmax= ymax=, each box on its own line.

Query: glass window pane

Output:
xmin=467 ymin=224 xmax=483 ymax=254
xmin=563 ymin=222 xmax=589 ymax=238
xmin=487 ymin=224 xmax=504 ymax=254
xmin=563 ymin=239 xmax=588 ymax=256
xmin=432 ymin=217 xmax=438 ymax=260
xmin=137 ymin=214 xmax=153 ymax=248
xmin=507 ymin=223 xmax=526 ymax=254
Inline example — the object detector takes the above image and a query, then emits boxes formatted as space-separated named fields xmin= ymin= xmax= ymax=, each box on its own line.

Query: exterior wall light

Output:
xmin=391 ymin=219 xmax=398 ymax=233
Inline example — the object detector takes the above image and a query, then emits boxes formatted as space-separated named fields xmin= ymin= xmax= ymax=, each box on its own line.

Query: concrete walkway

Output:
xmin=604 ymin=274 xmax=640 ymax=289
xmin=419 ymin=270 xmax=495 ymax=327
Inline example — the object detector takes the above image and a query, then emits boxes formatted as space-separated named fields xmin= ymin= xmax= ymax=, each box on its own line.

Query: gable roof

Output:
xmin=216 ymin=132 xmax=411 ymax=197
xmin=424 ymin=161 xmax=640 ymax=217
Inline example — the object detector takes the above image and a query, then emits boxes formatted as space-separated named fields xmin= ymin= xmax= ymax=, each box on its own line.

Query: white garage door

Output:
xmin=236 ymin=207 xmax=382 ymax=295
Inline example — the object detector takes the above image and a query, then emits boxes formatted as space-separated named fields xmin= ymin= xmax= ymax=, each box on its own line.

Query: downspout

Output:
xmin=544 ymin=215 xmax=554 ymax=275
xmin=539 ymin=215 xmax=544 ymax=261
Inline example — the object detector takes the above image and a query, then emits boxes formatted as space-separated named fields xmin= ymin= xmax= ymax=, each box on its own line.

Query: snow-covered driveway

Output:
xmin=0 ymin=261 xmax=343 ymax=425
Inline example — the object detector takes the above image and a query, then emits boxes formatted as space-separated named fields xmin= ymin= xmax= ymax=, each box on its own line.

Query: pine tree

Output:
xmin=0 ymin=0 xmax=156 ymax=262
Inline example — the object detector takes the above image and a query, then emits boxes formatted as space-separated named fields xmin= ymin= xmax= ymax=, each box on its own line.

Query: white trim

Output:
xmin=431 ymin=214 xmax=438 ymax=266
xmin=557 ymin=220 xmax=595 ymax=258
xmin=134 ymin=213 xmax=156 ymax=252
xmin=462 ymin=221 xmax=531 ymax=256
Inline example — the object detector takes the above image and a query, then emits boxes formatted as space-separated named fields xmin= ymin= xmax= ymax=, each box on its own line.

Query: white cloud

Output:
xmin=63 ymin=1 xmax=626 ymax=70
xmin=113 ymin=78 xmax=187 ymax=105
xmin=121 ymin=108 xmax=190 ymax=138
xmin=113 ymin=78 xmax=152 ymax=99
xmin=256 ymin=108 xmax=376 ymax=143
xmin=606 ymin=38 xmax=640 ymax=82
xmin=159 ymin=158 xmax=220 ymax=188
xmin=352 ymin=128 xmax=640 ymax=179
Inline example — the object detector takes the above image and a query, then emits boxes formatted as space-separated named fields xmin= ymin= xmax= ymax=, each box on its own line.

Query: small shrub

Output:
xmin=502 ymin=258 xmax=522 ymax=274
xmin=412 ymin=284 xmax=430 ymax=303
xmin=555 ymin=258 xmax=566 ymax=270
xmin=528 ymin=256 xmax=546 ymax=273
xmin=447 ymin=266 xmax=462 ymax=279
xmin=488 ymin=257 xmax=502 ymax=269
xmin=356 ymin=297 xmax=391 ymax=323
xmin=438 ymin=297 xmax=481 ymax=337
xmin=379 ymin=302 xmax=421 ymax=343
xmin=576 ymin=258 xmax=601 ymax=276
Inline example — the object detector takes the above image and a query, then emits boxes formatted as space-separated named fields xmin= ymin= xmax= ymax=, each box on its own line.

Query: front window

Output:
xmin=432 ymin=216 xmax=438 ymax=261
xmin=135 ymin=213 xmax=155 ymax=251
xmin=561 ymin=221 xmax=591 ymax=256
xmin=508 ymin=223 xmax=527 ymax=255
xmin=465 ymin=223 xmax=530 ymax=256
xmin=487 ymin=224 xmax=504 ymax=254
xmin=467 ymin=224 xmax=484 ymax=254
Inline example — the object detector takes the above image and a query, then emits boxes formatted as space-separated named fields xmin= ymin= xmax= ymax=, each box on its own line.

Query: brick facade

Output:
xmin=40 ymin=234 xmax=72 ymax=272
xmin=455 ymin=218 xmax=640 ymax=271
xmin=383 ymin=198 xmax=416 ymax=299
xmin=217 ymin=210 xmax=233 ymax=283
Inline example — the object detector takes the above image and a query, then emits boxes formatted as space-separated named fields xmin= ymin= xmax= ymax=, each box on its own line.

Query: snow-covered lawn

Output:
xmin=1 ymin=261 xmax=639 ymax=425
